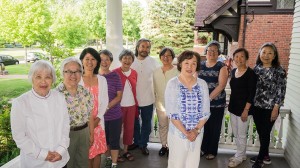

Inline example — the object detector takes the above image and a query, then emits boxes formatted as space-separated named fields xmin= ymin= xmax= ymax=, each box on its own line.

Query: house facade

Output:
xmin=194 ymin=0 xmax=294 ymax=70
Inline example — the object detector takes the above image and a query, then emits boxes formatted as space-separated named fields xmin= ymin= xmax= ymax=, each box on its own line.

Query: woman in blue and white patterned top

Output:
xmin=165 ymin=50 xmax=210 ymax=168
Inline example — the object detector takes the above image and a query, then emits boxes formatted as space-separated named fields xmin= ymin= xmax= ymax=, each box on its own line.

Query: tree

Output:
xmin=81 ymin=0 xmax=106 ymax=50
xmin=123 ymin=0 xmax=143 ymax=47
xmin=140 ymin=0 xmax=195 ymax=55
xmin=0 ymin=0 xmax=52 ymax=62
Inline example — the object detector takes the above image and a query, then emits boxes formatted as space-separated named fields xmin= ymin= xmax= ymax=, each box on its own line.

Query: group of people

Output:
xmin=10 ymin=38 xmax=286 ymax=168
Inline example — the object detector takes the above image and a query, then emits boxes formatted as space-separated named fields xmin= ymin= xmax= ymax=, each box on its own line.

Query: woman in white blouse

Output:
xmin=165 ymin=50 xmax=210 ymax=168
xmin=11 ymin=60 xmax=70 ymax=168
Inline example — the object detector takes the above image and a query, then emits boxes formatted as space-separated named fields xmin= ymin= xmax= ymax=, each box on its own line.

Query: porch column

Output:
xmin=106 ymin=0 xmax=123 ymax=69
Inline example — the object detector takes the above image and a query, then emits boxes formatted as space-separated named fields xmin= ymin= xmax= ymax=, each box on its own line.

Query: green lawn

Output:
xmin=0 ymin=79 xmax=31 ymax=98
xmin=5 ymin=63 xmax=31 ymax=75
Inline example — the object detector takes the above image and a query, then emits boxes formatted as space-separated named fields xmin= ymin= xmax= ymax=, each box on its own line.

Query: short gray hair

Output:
xmin=28 ymin=60 xmax=56 ymax=84
xmin=60 ymin=57 xmax=83 ymax=77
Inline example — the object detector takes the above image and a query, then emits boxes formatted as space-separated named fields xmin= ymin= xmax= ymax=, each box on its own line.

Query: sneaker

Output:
xmin=105 ymin=158 xmax=112 ymax=168
xmin=252 ymin=160 xmax=264 ymax=168
xmin=228 ymin=158 xmax=243 ymax=167
xmin=229 ymin=155 xmax=247 ymax=161
xmin=250 ymin=156 xmax=271 ymax=165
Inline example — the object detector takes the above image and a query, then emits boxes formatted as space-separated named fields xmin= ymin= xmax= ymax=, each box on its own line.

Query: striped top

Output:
xmin=198 ymin=61 xmax=226 ymax=108
xmin=103 ymin=71 xmax=123 ymax=120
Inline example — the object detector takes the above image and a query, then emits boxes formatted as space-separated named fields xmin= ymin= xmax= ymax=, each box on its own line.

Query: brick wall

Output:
xmin=234 ymin=14 xmax=293 ymax=71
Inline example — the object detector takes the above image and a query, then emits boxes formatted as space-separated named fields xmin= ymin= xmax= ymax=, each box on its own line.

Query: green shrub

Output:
xmin=0 ymin=97 xmax=19 ymax=166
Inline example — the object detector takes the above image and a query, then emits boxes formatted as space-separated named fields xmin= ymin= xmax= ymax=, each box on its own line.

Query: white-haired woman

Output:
xmin=57 ymin=57 xmax=94 ymax=168
xmin=11 ymin=60 xmax=70 ymax=168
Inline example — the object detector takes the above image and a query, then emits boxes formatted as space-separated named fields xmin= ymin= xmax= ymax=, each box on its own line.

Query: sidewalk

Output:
xmin=0 ymin=74 xmax=27 ymax=79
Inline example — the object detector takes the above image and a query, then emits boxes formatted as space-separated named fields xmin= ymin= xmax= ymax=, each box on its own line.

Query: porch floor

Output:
xmin=100 ymin=143 xmax=290 ymax=168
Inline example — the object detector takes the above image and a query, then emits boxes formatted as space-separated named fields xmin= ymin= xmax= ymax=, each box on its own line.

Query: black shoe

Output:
xmin=252 ymin=160 xmax=264 ymax=168
xmin=250 ymin=156 xmax=271 ymax=164
xmin=128 ymin=144 xmax=139 ymax=150
xmin=140 ymin=147 xmax=149 ymax=155
xmin=158 ymin=147 xmax=168 ymax=156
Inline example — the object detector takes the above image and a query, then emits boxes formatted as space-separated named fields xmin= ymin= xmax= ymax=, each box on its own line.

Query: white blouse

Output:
xmin=165 ymin=77 xmax=210 ymax=137
xmin=11 ymin=89 xmax=70 ymax=168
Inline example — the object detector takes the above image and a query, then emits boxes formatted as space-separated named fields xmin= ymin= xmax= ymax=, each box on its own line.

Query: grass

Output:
xmin=0 ymin=79 xmax=31 ymax=98
xmin=4 ymin=63 xmax=31 ymax=75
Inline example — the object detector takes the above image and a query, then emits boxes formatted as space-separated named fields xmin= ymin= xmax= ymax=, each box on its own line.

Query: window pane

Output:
xmin=277 ymin=0 xmax=294 ymax=9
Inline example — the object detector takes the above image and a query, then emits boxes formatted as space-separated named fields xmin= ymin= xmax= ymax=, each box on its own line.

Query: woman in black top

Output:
xmin=228 ymin=48 xmax=257 ymax=167
xmin=251 ymin=43 xmax=287 ymax=168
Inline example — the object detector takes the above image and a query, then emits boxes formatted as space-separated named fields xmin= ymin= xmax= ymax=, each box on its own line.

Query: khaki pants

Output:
xmin=156 ymin=110 xmax=169 ymax=146
xmin=67 ymin=126 xmax=89 ymax=168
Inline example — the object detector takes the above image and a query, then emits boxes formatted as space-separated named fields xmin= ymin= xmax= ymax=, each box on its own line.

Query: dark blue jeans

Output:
xmin=133 ymin=104 xmax=154 ymax=148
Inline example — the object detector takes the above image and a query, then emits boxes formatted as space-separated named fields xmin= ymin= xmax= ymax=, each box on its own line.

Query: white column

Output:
xmin=106 ymin=0 xmax=123 ymax=69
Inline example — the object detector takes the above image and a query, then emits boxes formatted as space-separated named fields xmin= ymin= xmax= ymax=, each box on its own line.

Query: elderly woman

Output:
xmin=199 ymin=40 xmax=229 ymax=160
xmin=11 ymin=60 xmax=70 ymax=168
xmin=165 ymin=50 xmax=210 ymax=168
xmin=113 ymin=49 xmax=138 ymax=161
xmin=79 ymin=47 xmax=108 ymax=168
xmin=99 ymin=49 xmax=123 ymax=168
xmin=153 ymin=47 xmax=178 ymax=156
xmin=57 ymin=57 xmax=94 ymax=168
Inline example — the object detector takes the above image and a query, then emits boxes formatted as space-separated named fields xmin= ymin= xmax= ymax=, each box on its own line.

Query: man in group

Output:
xmin=128 ymin=38 xmax=160 ymax=155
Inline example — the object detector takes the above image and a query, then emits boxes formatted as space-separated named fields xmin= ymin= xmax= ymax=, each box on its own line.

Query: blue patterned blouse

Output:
xmin=165 ymin=77 xmax=210 ymax=139
xmin=198 ymin=61 xmax=226 ymax=108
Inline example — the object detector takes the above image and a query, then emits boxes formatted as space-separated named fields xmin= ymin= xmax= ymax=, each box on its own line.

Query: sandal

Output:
xmin=206 ymin=154 xmax=215 ymax=160
xmin=117 ymin=155 xmax=125 ymax=162
xmin=123 ymin=152 xmax=134 ymax=161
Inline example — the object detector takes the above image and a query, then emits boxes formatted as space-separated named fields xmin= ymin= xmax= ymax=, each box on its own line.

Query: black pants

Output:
xmin=252 ymin=106 xmax=275 ymax=160
xmin=201 ymin=107 xmax=225 ymax=156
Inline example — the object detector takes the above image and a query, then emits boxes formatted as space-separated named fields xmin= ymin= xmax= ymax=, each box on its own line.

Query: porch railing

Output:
xmin=149 ymin=89 xmax=291 ymax=154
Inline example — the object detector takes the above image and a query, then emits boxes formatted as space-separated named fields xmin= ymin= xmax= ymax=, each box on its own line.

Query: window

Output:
xmin=277 ymin=0 xmax=294 ymax=9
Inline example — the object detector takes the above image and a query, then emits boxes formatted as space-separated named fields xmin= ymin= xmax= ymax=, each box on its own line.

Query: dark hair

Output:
xmin=256 ymin=42 xmax=280 ymax=68
xmin=135 ymin=38 xmax=151 ymax=57
xmin=79 ymin=47 xmax=100 ymax=74
xmin=119 ymin=49 xmax=135 ymax=61
xmin=177 ymin=50 xmax=201 ymax=72
xmin=233 ymin=48 xmax=249 ymax=60
xmin=159 ymin=47 xmax=175 ymax=59
xmin=204 ymin=40 xmax=222 ymax=55
xmin=99 ymin=49 xmax=113 ymax=62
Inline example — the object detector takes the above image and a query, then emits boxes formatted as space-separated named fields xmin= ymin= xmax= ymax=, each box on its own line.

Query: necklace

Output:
xmin=235 ymin=67 xmax=247 ymax=78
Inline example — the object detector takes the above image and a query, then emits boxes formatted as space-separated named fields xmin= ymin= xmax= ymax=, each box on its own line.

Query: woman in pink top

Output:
xmin=79 ymin=48 xmax=109 ymax=168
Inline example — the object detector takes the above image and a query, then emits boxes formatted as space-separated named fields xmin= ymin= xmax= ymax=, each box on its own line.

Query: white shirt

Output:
xmin=11 ymin=89 xmax=70 ymax=168
xmin=120 ymin=69 xmax=135 ymax=107
xmin=131 ymin=56 xmax=160 ymax=106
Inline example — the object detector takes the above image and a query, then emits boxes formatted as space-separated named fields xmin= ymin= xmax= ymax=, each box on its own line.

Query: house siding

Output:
xmin=285 ymin=0 xmax=300 ymax=167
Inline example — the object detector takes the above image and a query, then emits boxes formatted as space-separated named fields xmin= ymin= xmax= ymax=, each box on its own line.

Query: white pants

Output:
xmin=167 ymin=131 xmax=203 ymax=168
xmin=230 ymin=113 xmax=251 ymax=161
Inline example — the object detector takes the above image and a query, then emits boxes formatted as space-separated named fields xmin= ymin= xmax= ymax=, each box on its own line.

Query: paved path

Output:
xmin=0 ymin=74 xmax=27 ymax=79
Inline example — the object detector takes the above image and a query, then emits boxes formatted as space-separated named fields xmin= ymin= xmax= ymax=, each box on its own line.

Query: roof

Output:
xmin=194 ymin=0 xmax=226 ymax=27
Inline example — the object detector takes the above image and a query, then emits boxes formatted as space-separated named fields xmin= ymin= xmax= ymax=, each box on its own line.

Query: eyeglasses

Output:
xmin=63 ymin=70 xmax=82 ymax=75
xmin=207 ymin=50 xmax=218 ymax=53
